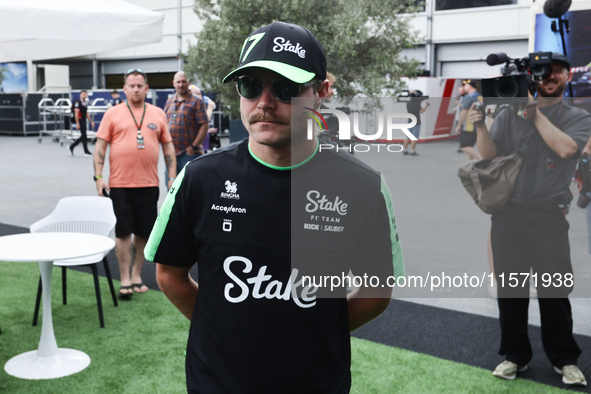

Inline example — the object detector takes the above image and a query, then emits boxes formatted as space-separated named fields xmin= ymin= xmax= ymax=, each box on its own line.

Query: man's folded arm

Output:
xmin=156 ymin=263 xmax=198 ymax=320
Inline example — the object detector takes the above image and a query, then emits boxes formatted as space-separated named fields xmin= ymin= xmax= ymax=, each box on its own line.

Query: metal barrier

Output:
xmin=37 ymin=98 xmax=72 ymax=144
xmin=37 ymin=96 xmax=111 ymax=146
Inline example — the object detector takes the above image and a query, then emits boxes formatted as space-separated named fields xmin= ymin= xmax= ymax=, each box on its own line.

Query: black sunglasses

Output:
xmin=235 ymin=76 xmax=317 ymax=103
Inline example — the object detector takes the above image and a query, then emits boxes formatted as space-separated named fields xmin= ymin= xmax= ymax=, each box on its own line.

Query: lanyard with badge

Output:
xmin=170 ymin=99 xmax=182 ymax=125
xmin=126 ymin=101 xmax=146 ymax=149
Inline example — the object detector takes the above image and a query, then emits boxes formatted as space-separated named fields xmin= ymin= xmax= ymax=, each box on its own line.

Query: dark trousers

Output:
xmin=492 ymin=203 xmax=581 ymax=367
xmin=71 ymin=121 xmax=90 ymax=154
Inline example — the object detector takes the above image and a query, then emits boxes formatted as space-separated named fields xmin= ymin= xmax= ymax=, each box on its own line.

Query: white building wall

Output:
xmin=94 ymin=0 xmax=535 ymax=70
xmin=431 ymin=4 xmax=531 ymax=43
xmin=58 ymin=0 xmax=591 ymax=87
xmin=437 ymin=40 xmax=529 ymax=78
xmin=403 ymin=0 xmax=534 ymax=77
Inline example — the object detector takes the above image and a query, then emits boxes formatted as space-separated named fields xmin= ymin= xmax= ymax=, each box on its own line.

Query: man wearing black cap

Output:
xmin=470 ymin=52 xmax=590 ymax=386
xmin=145 ymin=21 xmax=403 ymax=393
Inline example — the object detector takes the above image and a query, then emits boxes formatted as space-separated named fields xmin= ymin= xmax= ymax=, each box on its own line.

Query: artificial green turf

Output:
xmin=350 ymin=338 xmax=568 ymax=394
xmin=0 ymin=261 xmax=189 ymax=393
xmin=1 ymin=261 xmax=569 ymax=393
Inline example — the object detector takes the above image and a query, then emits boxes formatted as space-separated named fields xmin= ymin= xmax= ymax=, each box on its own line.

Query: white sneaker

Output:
xmin=493 ymin=360 xmax=527 ymax=380
xmin=84 ymin=153 xmax=92 ymax=157
xmin=555 ymin=365 xmax=587 ymax=386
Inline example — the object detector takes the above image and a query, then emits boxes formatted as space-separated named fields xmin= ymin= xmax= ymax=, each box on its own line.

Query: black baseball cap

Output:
xmin=552 ymin=52 xmax=571 ymax=69
xmin=222 ymin=21 xmax=327 ymax=84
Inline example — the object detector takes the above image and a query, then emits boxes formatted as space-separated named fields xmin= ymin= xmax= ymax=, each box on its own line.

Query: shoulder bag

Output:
xmin=457 ymin=130 xmax=540 ymax=214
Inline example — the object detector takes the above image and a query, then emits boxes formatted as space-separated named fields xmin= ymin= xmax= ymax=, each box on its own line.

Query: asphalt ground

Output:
xmin=1 ymin=134 xmax=590 ymax=390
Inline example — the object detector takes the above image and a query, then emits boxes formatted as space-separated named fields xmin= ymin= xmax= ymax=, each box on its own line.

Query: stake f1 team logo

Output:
xmin=303 ymin=107 xmax=418 ymax=141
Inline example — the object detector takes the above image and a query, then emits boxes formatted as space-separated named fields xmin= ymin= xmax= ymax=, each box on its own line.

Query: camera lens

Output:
xmin=495 ymin=79 xmax=518 ymax=97
xmin=531 ymin=65 xmax=552 ymax=80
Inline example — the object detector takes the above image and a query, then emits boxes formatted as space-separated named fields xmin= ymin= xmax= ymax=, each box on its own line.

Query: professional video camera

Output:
xmin=481 ymin=52 xmax=556 ymax=105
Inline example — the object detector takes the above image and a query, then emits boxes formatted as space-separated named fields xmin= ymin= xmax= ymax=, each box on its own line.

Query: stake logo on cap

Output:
xmin=272 ymin=37 xmax=306 ymax=58
xmin=222 ymin=21 xmax=327 ymax=84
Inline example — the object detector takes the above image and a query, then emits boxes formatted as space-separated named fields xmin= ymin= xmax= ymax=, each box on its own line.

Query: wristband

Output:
xmin=93 ymin=175 xmax=103 ymax=181
xmin=191 ymin=145 xmax=198 ymax=150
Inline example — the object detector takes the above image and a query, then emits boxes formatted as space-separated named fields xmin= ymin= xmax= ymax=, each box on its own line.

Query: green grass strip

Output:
xmin=0 ymin=261 xmax=188 ymax=393
xmin=350 ymin=338 xmax=568 ymax=393
xmin=1 ymin=261 xmax=568 ymax=393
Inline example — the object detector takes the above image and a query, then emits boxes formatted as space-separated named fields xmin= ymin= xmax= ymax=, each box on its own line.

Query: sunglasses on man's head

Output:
xmin=126 ymin=68 xmax=146 ymax=77
xmin=235 ymin=76 xmax=317 ymax=103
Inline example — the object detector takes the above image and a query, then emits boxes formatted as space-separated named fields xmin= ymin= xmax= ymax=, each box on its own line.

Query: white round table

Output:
xmin=0 ymin=232 xmax=116 ymax=380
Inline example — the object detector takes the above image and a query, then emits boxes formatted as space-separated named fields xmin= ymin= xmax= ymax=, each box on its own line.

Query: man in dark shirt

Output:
xmin=69 ymin=90 xmax=94 ymax=157
xmin=110 ymin=89 xmax=123 ymax=106
xmin=145 ymin=21 xmax=403 ymax=393
xmin=403 ymin=91 xmax=429 ymax=156
xmin=470 ymin=53 xmax=589 ymax=386
xmin=163 ymin=71 xmax=209 ymax=187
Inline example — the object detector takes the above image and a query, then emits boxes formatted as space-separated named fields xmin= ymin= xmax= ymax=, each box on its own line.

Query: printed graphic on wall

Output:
xmin=0 ymin=62 xmax=28 ymax=93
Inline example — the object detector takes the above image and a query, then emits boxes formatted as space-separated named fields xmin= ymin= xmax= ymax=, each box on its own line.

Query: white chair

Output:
xmin=30 ymin=196 xmax=118 ymax=328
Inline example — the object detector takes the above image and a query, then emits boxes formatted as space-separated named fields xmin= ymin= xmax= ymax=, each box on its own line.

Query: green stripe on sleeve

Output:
xmin=145 ymin=167 xmax=187 ymax=261
xmin=380 ymin=173 xmax=405 ymax=278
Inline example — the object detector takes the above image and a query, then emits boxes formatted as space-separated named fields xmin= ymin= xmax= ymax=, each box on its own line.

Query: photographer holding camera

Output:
xmin=469 ymin=53 xmax=590 ymax=386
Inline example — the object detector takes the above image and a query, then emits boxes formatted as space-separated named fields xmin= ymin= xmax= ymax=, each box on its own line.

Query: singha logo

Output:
xmin=221 ymin=180 xmax=240 ymax=200
xmin=225 ymin=180 xmax=238 ymax=193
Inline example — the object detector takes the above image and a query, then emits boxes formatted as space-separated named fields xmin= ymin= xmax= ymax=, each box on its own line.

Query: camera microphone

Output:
xmin=543 ymin=0 xmax=571 ymax=19
xmin=486 ymin=53 xmax=509 ymax=66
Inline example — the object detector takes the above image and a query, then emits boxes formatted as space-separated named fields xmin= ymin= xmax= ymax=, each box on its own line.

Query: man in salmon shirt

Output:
xmin=93 ymin=69 xmax=176 ymax=297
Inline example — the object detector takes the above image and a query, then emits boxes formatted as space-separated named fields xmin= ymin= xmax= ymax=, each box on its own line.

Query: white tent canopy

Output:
xmin=0 ymin=0 xmax=163 ymax=63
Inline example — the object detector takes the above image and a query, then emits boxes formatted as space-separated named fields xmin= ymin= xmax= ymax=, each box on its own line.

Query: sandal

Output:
xmin=132 ymin=283 xmax=148 ymax=293
xmin=118 ymin=285 xmax=133 ymax=297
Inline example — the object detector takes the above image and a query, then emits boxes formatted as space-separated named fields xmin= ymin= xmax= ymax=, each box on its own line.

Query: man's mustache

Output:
xmin=249 ymin=113 xmax=289 ymax=125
